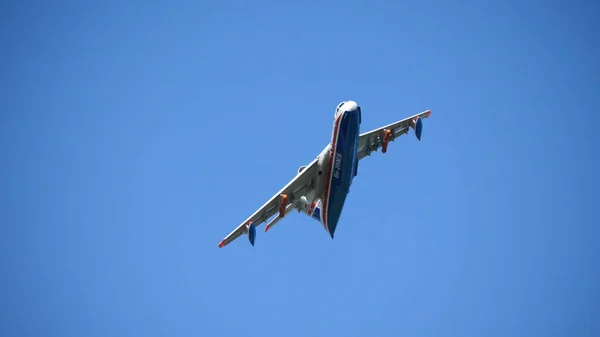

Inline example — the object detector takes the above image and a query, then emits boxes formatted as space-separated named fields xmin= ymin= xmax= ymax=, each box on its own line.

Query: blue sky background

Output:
xmin=2 ymin=0 xmax=599 ymax=336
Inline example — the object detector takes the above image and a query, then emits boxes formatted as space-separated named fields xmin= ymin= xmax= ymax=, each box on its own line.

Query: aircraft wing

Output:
xmin=218 ymin=156 xmax=320 ymax=248
xmin=357 ymin=110 xmax=431 ymax=161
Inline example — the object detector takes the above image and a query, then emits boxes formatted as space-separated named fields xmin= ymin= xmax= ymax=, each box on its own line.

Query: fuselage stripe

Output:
xmin=321 ymin=112 xmax=343 ymax=232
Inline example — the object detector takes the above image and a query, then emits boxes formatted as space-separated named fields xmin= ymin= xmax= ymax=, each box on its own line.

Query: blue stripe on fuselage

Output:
xmin=312 ymin=207 xmax=321 ymax=222
xmin=325 ymin=108 xmax=360 ymax=237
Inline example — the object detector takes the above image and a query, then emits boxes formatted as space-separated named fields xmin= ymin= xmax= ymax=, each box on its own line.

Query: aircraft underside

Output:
xmin=217 ymin=100 xmax=432 ymax=249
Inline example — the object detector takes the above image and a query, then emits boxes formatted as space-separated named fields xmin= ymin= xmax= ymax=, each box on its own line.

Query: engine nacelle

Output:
xmin=297 ymin=165 xmax=307 ymax=174
xmin=318 ymin=144 xmax=331 ymax=168
xmin=313 ymin=144 xmax=331 ymax=196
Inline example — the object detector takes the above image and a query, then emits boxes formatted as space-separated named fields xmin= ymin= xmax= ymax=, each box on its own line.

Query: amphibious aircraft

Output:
xmin=218 ymin=101 xmax=431 ymax=248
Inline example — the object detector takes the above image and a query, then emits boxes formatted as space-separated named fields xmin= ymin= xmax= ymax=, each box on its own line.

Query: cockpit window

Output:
xmin=335 ymin=102 xmax=345 ymax=114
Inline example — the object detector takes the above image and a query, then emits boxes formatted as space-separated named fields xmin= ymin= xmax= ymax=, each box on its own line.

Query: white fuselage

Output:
xmin=295 ymin=101 xmax=361 ymax=238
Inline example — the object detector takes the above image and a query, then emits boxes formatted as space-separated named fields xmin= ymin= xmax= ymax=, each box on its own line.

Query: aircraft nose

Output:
xmin=344 ymin=101 xmax=358 ymax=112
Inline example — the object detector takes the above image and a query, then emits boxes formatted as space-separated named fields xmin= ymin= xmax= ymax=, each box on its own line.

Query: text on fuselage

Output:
xmin=333 ymin=152 xmax=342 ymax=179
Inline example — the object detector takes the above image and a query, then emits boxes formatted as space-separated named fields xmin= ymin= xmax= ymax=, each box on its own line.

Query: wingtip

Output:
xmin=218 ymin=240 xmax=225 ymax=248
xmin=425 ymin=110 xmax=432 ymax=118
xmin=264 ymin=225 xmax=270 ymax=233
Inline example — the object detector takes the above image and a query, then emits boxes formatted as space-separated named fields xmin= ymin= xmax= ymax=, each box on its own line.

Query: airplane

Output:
xmin=217 ymin=101 xmax=432 ymax=248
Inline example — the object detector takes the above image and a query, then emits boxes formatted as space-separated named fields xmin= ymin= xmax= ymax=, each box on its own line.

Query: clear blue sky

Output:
xmin=2 ymin=0 xmax=599 ymax=336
